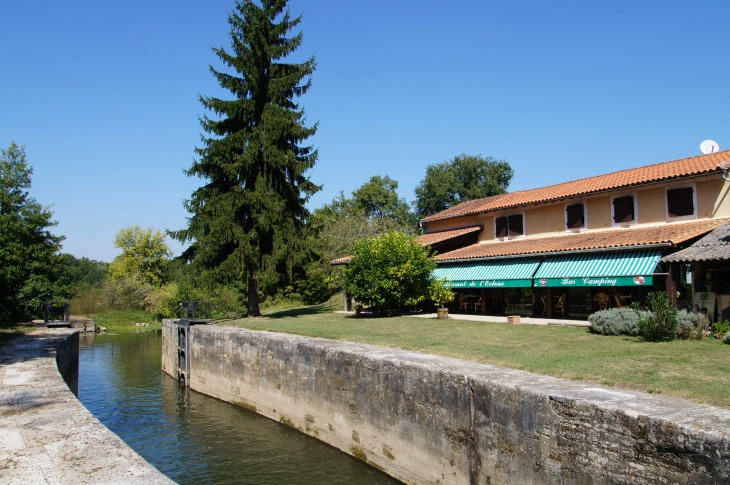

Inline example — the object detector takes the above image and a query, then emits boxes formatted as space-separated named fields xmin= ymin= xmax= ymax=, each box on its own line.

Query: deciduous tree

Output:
xmin=343 ymin=232 xmax=435 ymax=312
xmin=414 ymin=154 xmax=513 ymax=220
xmin=0 ymin=143 xmax=69 ymax=321
xmin=171 ymin=0 xmax=319 ymax=316
xmin=108 ymin=225 xmax=171 ymax=285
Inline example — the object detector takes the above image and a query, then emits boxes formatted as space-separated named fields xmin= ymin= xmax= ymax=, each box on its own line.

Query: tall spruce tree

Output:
xmin=172 ymin=0 xmax=318 ymax=316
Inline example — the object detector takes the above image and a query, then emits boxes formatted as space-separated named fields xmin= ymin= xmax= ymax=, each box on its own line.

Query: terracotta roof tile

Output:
xmin=417 ymin=225 xmax=483 ymax=246
xmin=435 ymin=219 xmax=729 ymax=261
xmin=422 ymin=150 xmax=730 ymax=223
xmin=329 ymin=255 xmax=352 ymax=266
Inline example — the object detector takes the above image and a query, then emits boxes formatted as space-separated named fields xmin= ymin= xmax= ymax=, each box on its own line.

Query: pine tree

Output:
xmin=172 ymin=0 xmax=318 ymax=316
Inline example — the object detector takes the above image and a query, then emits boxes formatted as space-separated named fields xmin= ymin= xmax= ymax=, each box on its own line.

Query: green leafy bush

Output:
xmin=588 ymin=308 xmax=646 ymax=336
xmin=144 ymin=283 xmax=179 ymax=318
xmin=344 ymin=232 xmax=435 ymax=312
xmin=634 ymin=291 xmax=678 ymax=342
xmin=713 ymin=320 xmax=730 ymax=340
xmin=722 ymin=330 xmax=730 ymax=345
xmin=675 ymin=310 xmax=709 ymax=340
xmin=102 ymin=276 xmax=151 ymax=310
xmin=429 ymin=278 xmax=455 ymax=309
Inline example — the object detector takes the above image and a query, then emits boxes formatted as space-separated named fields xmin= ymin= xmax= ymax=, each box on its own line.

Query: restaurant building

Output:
xmin=422 ymin=150 xmax=730 ymax=318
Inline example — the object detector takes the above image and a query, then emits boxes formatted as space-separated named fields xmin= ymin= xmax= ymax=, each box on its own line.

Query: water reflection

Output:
xmin=78 ymin=331 xmax=397 ymax=485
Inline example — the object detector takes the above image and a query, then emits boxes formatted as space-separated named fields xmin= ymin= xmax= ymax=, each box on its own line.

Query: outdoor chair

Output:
xmin=555 ymin=294 xmax=567 ymax=317
xmin=595 ymin=292 xmax=610 ymax=310
xmin=458 ymin=294 xmax=472 ymax=313
xmin=615 ymin=295 xmax=629 ymax=309
xmin=540 ymin=295 xmax=547 ymax=316
xmin=473 ymin=298 xmax=482 ymax=313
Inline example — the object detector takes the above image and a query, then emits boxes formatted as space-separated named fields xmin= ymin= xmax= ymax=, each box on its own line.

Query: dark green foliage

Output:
xmin=414 ymin=154 xmax=513 ymax=220
xmin=171 ymin=0 xmax=318 ymax=316
xmin=0 ymin=143 xmax=70 ymax=322
xmin=588 ymin=308 xmax=647 ymax=336
xmin=633 ymin=291 xmax=678 ymax=342
xmin=352 ymin=175 xmax=417 ymax=230
xmin=343 ymin=232 xmax=436 ymax=312
xmin=713 ymin=320 xmax=730 ymax=339
xmin=59 ymin=254 xmax=108 ymax=288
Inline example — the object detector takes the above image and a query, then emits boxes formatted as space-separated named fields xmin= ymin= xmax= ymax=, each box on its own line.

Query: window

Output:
xmin=508 ymin=214 xmax=524 ymax=237
xmin=667 ymin=186 xmax=695 ymax=219
xmin=495 ymin=213 xmax=524 ymax=239
xmin=495 ymin=216 xmax=507 ymax=238
xmin=565 ymin=203 xmax=585 ymax=230
xmin=612 ymin=195 xmax=635 ymax=224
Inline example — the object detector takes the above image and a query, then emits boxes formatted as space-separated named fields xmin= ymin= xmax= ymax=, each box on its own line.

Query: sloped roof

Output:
xmin=435 ymin=218 xmax=729 ymax=262
xmin=417 ymin=225 xmax=482 ymax=246
xmin=329 ymin=226 xmax=483 ymax=265
xmin=422 ymin=150 xmax=730 ymax=223
xmin=660 ymin=221 xmax=730 ymax=263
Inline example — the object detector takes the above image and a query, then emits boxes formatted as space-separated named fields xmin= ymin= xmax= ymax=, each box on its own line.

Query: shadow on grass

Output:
xmin=262 ymin=303 xmax=337 ymax=319
xmin=0 ymin=322 xmax=37 ymax=349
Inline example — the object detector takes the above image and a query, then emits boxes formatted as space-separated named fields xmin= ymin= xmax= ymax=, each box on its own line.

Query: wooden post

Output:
xmin=481 ymin=289 xmax=486 ymax=315
xmin=666 ymin=263 xmax=678 ymax=308
xmin=546 ymin=288 xmax=553 ymax=318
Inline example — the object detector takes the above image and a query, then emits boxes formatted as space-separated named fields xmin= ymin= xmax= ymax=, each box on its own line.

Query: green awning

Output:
xmin=433 ymin=257 xmax=541 ymax=289
xmin=533 ymin=250 xmax=662 ymax=287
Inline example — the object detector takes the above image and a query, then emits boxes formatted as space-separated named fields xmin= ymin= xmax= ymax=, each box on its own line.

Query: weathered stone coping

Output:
xmin=165 ymin=322 xmax=730 ymax=484
xmin=0 ymin=327 xmax=175 ymax=484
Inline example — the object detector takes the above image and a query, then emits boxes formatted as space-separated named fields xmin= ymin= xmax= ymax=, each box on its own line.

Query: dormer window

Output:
xmin=666 ymin=186 xmax=696 ymax=220
xmin=495 ymin=213 xmax=524 ymax=239
xmin=565 ymin=203 xmax=585 ymax=230
xmin=612 ymin=194 xmax=636 ymax=225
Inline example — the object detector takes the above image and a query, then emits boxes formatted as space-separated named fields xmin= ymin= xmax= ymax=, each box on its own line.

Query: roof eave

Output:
xmin=436 ymin=242 xmax=674 ymax=264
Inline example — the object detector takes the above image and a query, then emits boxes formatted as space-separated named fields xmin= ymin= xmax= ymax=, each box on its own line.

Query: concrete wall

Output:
xmin=1 ymin=327 xmax=174 ymax=484
xmin=162 ymin=322 xmax=730 ymax=485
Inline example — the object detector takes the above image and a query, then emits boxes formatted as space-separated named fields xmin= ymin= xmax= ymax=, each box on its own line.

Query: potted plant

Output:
xmin=430 ymin=278 xmax=455 ymax=319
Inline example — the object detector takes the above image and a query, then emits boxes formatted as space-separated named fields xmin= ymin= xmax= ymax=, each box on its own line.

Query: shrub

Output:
xmin=634 ymin=291 xmax=678 ymax=342
xmin=429 ymin=278 xmax=455 ymax=309
xmin=713 ymin=320 xmax=730 ymax=340
xmin=588 ymin=308 xmax=645 ymax=336
xmin=722 ymin=330 xmax=730 ymax=345
xmin=343 ymin=232 xmax=435 ymax=312
xmin=675 ymin=310 xmax=709 ymax=340
xmin=144 ymin=283 xmax=179 ymax=318
xmin=102 ymin=276 xmax=151 ymax=310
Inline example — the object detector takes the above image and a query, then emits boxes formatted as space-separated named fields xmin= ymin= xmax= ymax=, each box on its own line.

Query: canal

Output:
xmin=78 ymin=330 xmax=399 ymax=485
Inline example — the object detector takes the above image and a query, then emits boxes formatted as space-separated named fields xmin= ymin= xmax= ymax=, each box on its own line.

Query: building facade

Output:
xmin=422 ymin=150 xmax=730 ymax=319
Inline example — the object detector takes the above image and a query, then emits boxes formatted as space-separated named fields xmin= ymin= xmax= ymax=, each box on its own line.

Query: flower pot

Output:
xmin=436 ymin=308 xmax=449 ymax=320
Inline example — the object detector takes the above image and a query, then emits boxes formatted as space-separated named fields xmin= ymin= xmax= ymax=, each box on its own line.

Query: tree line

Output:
xmin=0 ymin=0 xmax=513 ymax=322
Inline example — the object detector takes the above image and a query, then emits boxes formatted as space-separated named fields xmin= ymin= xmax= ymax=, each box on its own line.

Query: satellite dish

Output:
xmin=700 ymin=139 xmax=719 ymax=154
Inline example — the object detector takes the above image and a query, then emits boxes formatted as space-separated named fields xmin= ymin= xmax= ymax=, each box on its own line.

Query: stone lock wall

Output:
xmin=161 ymin=322 xmax=730 ymax=485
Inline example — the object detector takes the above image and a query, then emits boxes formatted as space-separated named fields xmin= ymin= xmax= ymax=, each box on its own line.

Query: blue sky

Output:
xmin=1 ymin=1 xmax=729 ymax=261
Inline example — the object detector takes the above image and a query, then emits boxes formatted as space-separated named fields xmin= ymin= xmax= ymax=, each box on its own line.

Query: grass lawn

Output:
xmin=223 ymin=304 xmax=730 ymax=409
xmin=80 ymin=309 xmax=161 ymax=332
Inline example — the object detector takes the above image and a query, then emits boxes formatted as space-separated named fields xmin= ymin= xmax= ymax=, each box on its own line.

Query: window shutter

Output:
xmin=508 ymin=214 xmax=524 ymax=236
xmin=613 ymin=196 xmax=634 ymax=223
xmin=495 ymin=216 xmax=507 ymax=238
xmin=667 ymin=187 xmax=694 ymax=217
xmin=566 ymin=203 xmax=585 ymax=229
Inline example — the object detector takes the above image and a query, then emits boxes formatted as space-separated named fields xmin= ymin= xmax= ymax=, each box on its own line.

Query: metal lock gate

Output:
xmin=176 ymin=318 xmax=208 ymax=386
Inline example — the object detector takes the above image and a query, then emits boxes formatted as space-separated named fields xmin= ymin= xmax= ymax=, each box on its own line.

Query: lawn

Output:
xmin=224 ymin=305 xmax=730 ymax=409
xmin=79 ymin=309 xmax=161 ymax=332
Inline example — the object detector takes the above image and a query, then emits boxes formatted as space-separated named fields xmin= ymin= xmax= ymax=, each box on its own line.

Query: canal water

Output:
xmin=78 ymin=330 xmax=398 ymax=485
